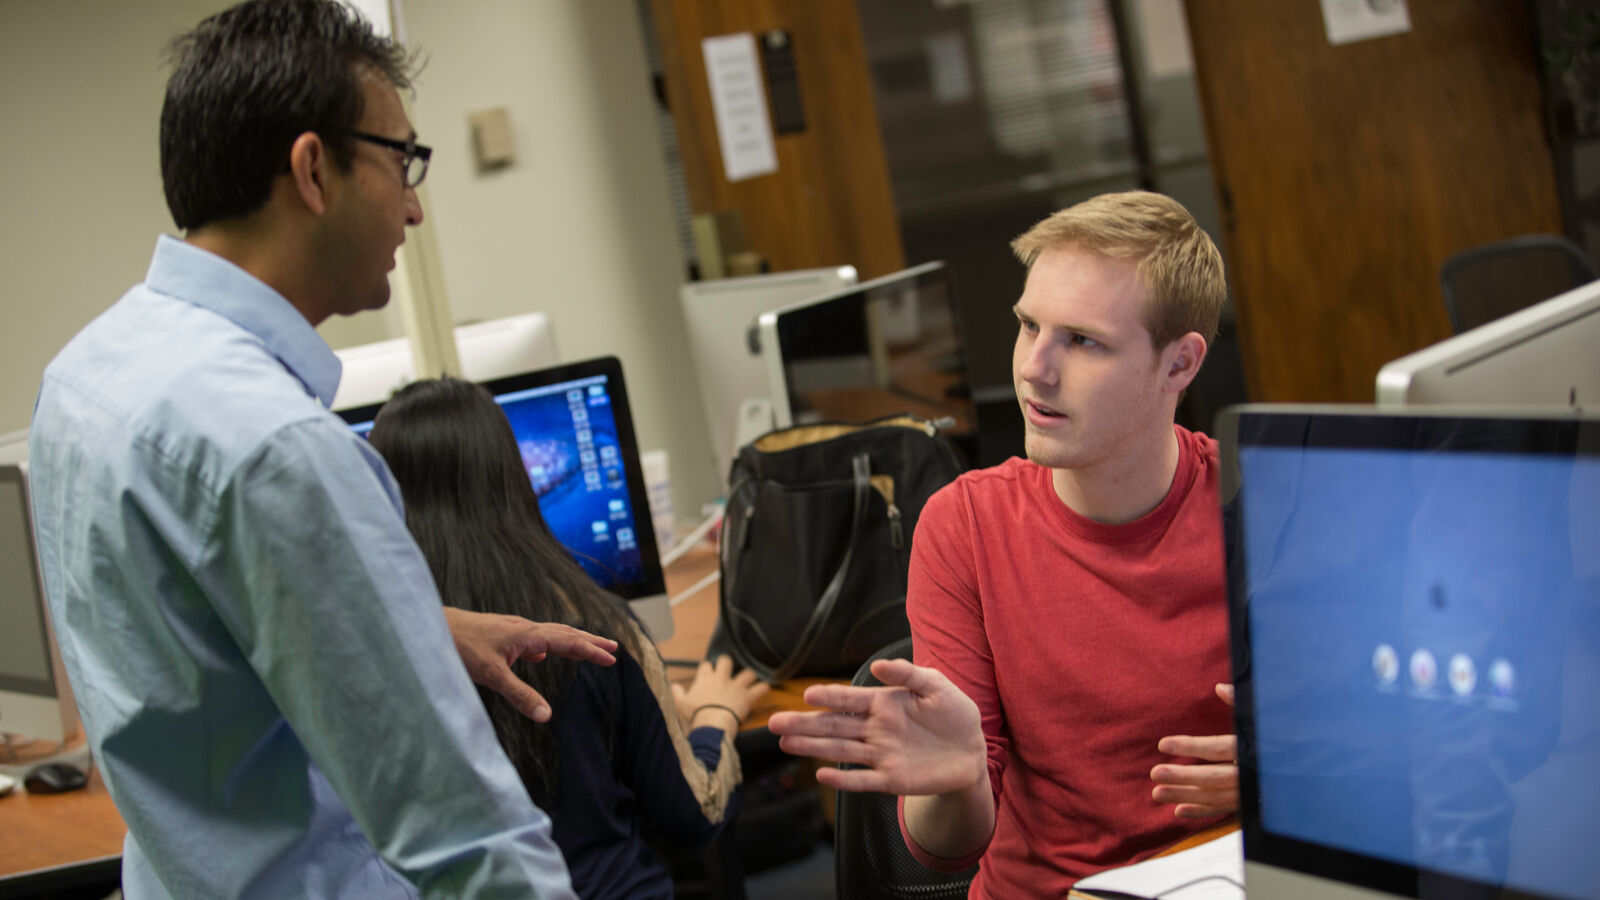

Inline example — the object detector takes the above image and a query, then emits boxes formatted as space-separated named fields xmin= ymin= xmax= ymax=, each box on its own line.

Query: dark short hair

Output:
xmin=159 ymin=0 xmax=418 ymax=230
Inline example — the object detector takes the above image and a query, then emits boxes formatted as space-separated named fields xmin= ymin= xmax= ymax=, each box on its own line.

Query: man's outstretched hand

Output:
xmin=1151 ymin=683 xmax=1238 ymax=818
xmin=443 ymin=607 xmax=618 ymax=723
xmin=768 ymin=658 xmax=986 ymax=795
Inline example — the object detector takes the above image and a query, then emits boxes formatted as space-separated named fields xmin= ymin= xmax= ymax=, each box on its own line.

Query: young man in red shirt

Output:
xmin=770 ymin=191 xmax=1238 ymax=898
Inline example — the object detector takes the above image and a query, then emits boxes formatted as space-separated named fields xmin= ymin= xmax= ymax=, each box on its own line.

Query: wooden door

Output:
xmin=1184 ymin=1 xmax=1563 ymax=402
xmin=647 ymin=0 xmax=906 ymax=278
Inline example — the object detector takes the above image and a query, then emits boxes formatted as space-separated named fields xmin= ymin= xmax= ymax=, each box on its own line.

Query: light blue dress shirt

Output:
xmin=28 ymin=236 xmax=576 ymax=899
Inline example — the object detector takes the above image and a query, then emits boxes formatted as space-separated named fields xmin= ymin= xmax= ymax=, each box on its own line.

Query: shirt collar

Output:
xmin=143 ymin=234 xmax=343 ymax=407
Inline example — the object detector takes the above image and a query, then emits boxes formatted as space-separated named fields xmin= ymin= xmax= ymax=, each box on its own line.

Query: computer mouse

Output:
xmin=23 ymin=762 xmax=88 ymax=794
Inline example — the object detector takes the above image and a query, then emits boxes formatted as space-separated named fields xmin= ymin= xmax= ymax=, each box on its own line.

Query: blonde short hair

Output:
xmin=1011 ymin=191 xmax=1226 ymax=349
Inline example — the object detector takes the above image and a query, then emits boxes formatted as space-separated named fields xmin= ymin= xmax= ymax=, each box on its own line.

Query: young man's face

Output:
xmin=321 ymin=69 xmax=424 ymax=317
xmin=1011 ymin=244 xmax=1176 ymax=472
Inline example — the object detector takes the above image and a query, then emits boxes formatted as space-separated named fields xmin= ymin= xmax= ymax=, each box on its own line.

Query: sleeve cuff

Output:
xmin=687 ymin=725 xmax=726 ymax=771
xmin=896 ymin=794 xmax=990 ymax=872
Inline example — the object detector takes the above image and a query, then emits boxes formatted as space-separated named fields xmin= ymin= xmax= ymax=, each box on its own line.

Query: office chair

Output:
xmin=833 ymin=636 xmax=979 ymax=900
xmin=1439 ymin=234 xmax=1598 ymax=334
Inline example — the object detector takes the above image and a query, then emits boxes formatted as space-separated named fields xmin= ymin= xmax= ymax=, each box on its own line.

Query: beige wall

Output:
xmin=401 ymin=0 xmax=716 ymax=519
xmin=0 ymin=0 xmax=222 ymax=433
xmin=0 ymin=0 xmax=719 ymax=519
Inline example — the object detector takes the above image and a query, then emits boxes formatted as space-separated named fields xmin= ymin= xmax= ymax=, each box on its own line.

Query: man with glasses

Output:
xmin=28 ymin=1 xmax=606 ymax=896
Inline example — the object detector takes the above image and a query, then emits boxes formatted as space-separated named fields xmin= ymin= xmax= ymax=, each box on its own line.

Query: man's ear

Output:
xmin=1162 ymin=331 xmax=1208 ymax=394
xmin=286 ymin=131 xmax=331 ymax=216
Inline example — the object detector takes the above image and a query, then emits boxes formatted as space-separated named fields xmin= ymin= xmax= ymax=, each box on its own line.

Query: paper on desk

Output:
xmin=1073 ymin=831 xmax=1243 ymax=900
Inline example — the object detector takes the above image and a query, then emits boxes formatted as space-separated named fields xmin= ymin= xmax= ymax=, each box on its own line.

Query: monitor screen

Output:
xmin=757 ymin=262 xmax=978 ymax=463
xmin=338 ymin=357 xmax=669 ymax=630
xmin=482 ymin=368 xmax=658 ymax=595
xmin=1222 ymin=405 xmax=1600 ymax=900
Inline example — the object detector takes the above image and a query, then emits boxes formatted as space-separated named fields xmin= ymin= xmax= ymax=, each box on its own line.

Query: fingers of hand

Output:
xmin=713 ymin=655 xmax=734 ymax=677
xmin=1216 ymin=683 xmax=1235 ymax=706
xmin=802 ymin=683 xmax=892 ymax=715
xmin=745 ymin=681 xmax=771 ymax=705
xmin=767 ymin=709 xmax=866 ymax=739
xmin=870 ymin=658 xmax=929 ymax=691
xmin=732 ymin=668 xmax=762 ymax=688
xmin=766 ymin=711 xmax=801 ymax=734
xmin=489 ymin=668 xmax=552 ymax=723
xmin=540 ymin=626 xmax=617 ymax=665
xmin=775 ymin=735 xmax=877 ymax=766
xmin=1159 ymin=778 xmax=1241 ymax=816
xmin=1151 ymin=783 xmax=1237 ymax=810
xmin=813 ymin=765 xmax=891 ymax=794
xmin=802 ymin=710 xmax=869 ymax=740
xmin=1174 ymin=802 xmax=1236 ymax=819
xmin=553 ymin=623 xmax=618 ymax=651
xmin=1150 ymin=762 xmax=1238 ymax=789
xmin=1156 ymin=734 xmax=1236 ymax=761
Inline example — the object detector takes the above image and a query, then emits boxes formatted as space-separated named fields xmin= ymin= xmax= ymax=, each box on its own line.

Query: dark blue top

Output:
xmin=548 ymin=649 xmax=737 ymax=898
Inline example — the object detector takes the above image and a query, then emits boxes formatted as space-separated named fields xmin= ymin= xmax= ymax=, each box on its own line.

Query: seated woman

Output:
xmin=368 ymin=376 xmax=767 ymax=899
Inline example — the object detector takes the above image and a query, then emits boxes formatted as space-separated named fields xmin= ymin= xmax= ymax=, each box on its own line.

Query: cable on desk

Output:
xmin=1155 ymin=873 xmax=1244 ymax=897
xmin=659 ymin=505 xmax=724 ymax=569
xmin=0 ymin=733 xmax=64 ymax=765
xmin=1077 ymin=873 xmax=1244 ymax=900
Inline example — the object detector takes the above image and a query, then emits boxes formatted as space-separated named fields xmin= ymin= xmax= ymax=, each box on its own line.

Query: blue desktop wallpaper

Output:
xmin=1239 ymin=445 xmax=1600 ymax=899
xmin=496 ymin=377 xmax=645 ymax=592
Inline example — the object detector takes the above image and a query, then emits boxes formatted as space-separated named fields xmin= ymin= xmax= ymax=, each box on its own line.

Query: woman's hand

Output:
xmin=670 ymin=655 xmax=770 ymax=732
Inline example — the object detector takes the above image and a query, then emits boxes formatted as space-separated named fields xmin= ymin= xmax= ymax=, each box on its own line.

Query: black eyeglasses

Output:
xmin=346 ymin=131 xmax=432 ymax=188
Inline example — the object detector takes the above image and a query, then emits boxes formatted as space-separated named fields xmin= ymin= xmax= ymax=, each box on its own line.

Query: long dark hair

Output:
xmin=368 ymin=376 xmax=645 ymax=808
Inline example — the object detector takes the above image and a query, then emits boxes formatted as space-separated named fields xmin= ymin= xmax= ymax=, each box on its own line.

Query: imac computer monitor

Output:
xmin=0 ymin=429 xmax=26 ymax=465
xmin=0 ymin=462 xmax=79 ymax=746
xmin=1218 ymin=404 xmax=1600 ymax=900
xmin=753 ymin=261 xmax=978 ymax=461
xmin=1376 ymin=278 xmax=1600 ymax=409
xmin=330 ymin=333 xmax=414 ymax=412
xmin=455 ymin=313 xmax=561 ymax=383
xmin=331 ymin=312 xmax=559 ymax=412
xmin=338 ymin=357 xmax=673 ymax=641
xmin=679 ymin=266 xmax=858 ymax=484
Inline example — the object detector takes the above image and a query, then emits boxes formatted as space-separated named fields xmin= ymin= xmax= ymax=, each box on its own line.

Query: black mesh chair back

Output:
xmin=833 ymin=636 xmax=979 ymax=899
xmin=1439 ymin=234 xmax=1598 ymax=334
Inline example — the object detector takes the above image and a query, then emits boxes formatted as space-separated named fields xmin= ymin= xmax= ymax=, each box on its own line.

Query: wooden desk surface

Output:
xmin=0 ymin=764 xmax=124 ymax=879
xmin=0 ymin=546 xmax=818 ymax=881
